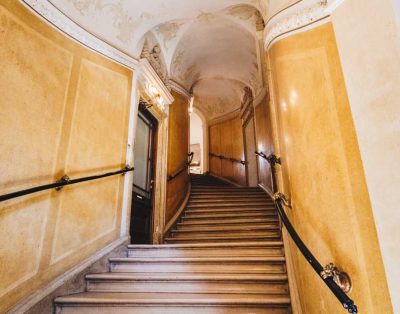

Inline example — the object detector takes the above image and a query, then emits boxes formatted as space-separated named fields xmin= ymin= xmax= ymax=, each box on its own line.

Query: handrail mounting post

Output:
xmin=55 ymin=175 xmax=70 ymax=191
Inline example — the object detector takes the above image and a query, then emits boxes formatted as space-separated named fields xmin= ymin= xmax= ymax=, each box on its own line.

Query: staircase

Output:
xmin=55 ymin=174 xmax=291 ymax=313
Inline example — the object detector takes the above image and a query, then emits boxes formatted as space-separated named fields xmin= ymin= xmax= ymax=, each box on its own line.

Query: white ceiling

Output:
xmin=50 ymin=0 xmax=270 ymax=120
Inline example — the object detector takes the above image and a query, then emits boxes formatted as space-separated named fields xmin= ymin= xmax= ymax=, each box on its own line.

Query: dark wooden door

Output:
xmin=130 ymin=107 xmax=156 ymax=244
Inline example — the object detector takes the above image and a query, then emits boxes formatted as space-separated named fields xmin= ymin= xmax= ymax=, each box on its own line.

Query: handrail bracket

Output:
xmin=321 ymin=263 xmax=353 ymax=294
xmin=55 ymin=175 xmax=70 ymax=191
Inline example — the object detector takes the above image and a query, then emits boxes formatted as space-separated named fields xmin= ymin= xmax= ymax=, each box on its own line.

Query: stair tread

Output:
xmin=175 ymin=224 xmax=278 ymax=230
xmin=110 ymin=256 xmax=285 ymax=262
xmin=128 ymin=241 xmax=283 ymax=249
xmin=178 ymin=219 xmax=278 ymax=225
xmin=169 ymin=232 xmax=280 ymax=238
xmin=183 ymin=213 xmax=276 ymax=219
xmin=56 ymin=292 xmax=291 ymax=305
xmin=185 ymin=208 xmax=275 ymax=213
xmin=87 ymin=272 xmax=288 ymax=281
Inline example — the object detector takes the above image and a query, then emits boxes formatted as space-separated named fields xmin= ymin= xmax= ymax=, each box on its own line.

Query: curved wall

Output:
xmin=0 ymin=1 xmax=133 ymax=312
xmin=267 ymin=22 xmax=392 ymax=313
xmin=165 ymin=91 xmax=190 ymax=224
xmin=209 ymin=117 xmax=247 ymax=186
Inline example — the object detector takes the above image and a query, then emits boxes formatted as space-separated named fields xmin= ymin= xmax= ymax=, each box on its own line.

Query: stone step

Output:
xmin=175 ymin=224 xmax=279 ymax=232
xmin=165 ymin=234 xmax=281 ymax=243
xmin=183 ymin=212 xmax=277 ymax=219
xmin=86 ymin=272 xmax=289 ymax=294
xmin=191 ymin=186 xmax=265 ymax=194
xmin=187 ymin=202 xmax=274 ymax=209
xmin=109 ymin=257 xmax=286 ymax=273
xmin=55 ymin=292 xmax=291 ymax=314
xmin=190 ymin=192 xmax=267 ymax=198
xmin=178 ymin=217 xmax=279 ymax=225
xmin=170 ymin=230 xmax=281 ymax=239
xmin=127 ymin=242 xmax=284 ymax=258
xmin=185 ymin=208 xmax=275 ymax=216
xmin=189 ymin=197 xmax=271 ymax=203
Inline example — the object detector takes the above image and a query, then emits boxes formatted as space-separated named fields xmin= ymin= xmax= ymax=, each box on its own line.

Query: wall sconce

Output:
xmin=149 ymin=85 xmax=159 ymax=97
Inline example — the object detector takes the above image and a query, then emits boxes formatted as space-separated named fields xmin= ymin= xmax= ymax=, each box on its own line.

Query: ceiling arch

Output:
xmin=50 ymin=0 xmax=268 ymax=120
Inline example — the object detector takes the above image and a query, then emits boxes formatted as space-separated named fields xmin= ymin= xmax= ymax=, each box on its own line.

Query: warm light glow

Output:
xmin=149 ymin=85 xmax=159 ymax=96
xmin=289 ymin=90 xmax=298 ymax=105
xmin=188 ymin=95 xmax=194 ymax=114
xmin=156 ymin=95 xmax=164 ymax=106
xmin=281 ymin=101 xmax=288 ymax=112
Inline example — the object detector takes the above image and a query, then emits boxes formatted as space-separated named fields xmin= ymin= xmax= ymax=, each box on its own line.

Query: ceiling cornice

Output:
xmin=20 ymin=0 xmax=139 ymax=70
xmin=168 ymin=80 xmax=191 ymax=100
xmin=207 ymin=108 xmax=241 ymax=126
xmin=263 ymin=0 xmax=338 ymax=49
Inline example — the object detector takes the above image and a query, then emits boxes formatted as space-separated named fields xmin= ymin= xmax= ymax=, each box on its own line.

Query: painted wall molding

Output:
xmin=264 ymin=0 xmax=346 ymax=49
xmin=208 ymin=108 xmax=241 ymax=126
xmin=20 ymin=0 xmax=139 ymax=70
xmin=168 ymin=80 xmax=192 ymax=100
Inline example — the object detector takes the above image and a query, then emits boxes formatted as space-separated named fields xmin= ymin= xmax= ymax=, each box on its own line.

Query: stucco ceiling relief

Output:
xmin=64 ymin=0 xmax=154 ymax=44
xmin=156 ymin=21 xmax=187 ymax=50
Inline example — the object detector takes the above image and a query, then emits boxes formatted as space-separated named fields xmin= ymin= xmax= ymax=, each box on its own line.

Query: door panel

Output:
xmin=130 ymin=108 xmax=156 ymax=244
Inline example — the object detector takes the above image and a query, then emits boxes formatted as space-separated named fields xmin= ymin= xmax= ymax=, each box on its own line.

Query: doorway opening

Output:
xmin=130 ymin=102 xmax=158 ymax=244
xmin=189 ymin=111 xmax=203 ymax=174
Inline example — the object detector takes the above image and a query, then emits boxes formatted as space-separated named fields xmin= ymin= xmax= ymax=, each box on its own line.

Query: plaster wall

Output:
xmin=209 ymin=117 xmax=246 ymax=185
xmin=331 ymin=0 xmax=400 ymax=310
xmin=254 ymin=96 xmax=274 ymax=191
xmin=0 ymin=1 xmax=132 ymax=312
xmin=267 ymin=23 xmax=392 ymax=313
xmin=165 ymin=91 xmax=190 ymax=224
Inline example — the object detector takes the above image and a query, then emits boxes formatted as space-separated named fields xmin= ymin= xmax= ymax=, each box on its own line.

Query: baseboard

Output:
xmin=8 ymin=236 xmax=129 ymax=314
xmin=208 ymin=173 xmax=244 ymax=187
xmin=258 ymin=183 xmax=303 ymax=314
xmin=163 ymin=182 xmax=191 ymax=238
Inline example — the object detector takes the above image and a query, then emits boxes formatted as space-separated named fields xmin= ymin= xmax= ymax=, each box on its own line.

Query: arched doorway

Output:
xmin=189 ymin=111 xmax=204 ymax=174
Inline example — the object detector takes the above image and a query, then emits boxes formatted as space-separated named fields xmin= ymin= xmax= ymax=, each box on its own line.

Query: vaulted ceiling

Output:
xmin=50 ymin=0 xmax=270 ymax=121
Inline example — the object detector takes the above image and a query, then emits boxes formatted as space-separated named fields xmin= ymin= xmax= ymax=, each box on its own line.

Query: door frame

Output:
xmin=130 ymin=103 xmax=158 ymax=243
xmin=120 ymin=59 xmax=174 ymax=244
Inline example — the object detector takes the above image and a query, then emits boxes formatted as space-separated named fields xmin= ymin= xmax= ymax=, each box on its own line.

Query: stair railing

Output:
xmin=209 ymin=152 xmax=246 ymax=165
xmin=0 ymin=166 xmax=134 ymax=202
xmin=167 ymin=152 xmax=194 ymax=182
xmin=255 ymin=151 xmax=358 ymax=314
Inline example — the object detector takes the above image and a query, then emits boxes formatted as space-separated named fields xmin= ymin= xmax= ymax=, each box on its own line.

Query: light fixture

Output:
xmin=188 ymin=94 xmax=194 ymax=114
xmin=149 ymin=85 xmax=158 ymax=96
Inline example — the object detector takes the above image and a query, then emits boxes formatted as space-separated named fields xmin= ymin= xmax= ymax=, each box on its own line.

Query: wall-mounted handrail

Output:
xmin=167 ymin=152 xmax=194 ymax=182
xmin=0 ymin=166 xmax=134 ymax=203
xmin=258 ymin=151 xmax=358 ymax=313
xmin=209 ymin=152 xmax=245 ymax=165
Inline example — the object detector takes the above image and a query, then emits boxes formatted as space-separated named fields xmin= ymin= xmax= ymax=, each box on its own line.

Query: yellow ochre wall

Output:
xmin=165 ymin=91 xmax=190 ymax=224
xmin=267 ymin=23 xmax=393 ymax=313
xmin=254 ymin=96 xmax=274 ymax=191
xmin=0 ymin=1 xmax=132 ymax=312
xmin=209 ymin=117 xmax=246 ymax=186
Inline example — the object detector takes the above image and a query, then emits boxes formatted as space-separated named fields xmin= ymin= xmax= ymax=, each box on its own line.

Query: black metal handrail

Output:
xmin=258 ymin=151 xmax=358 ymax=313
xmin=209 ymin=152 xmax=246 ymax=165
xmin=0 ymin=166 xmax=134 ymax=203
xmin=167 ymin=152 xmax=194 ymax=182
